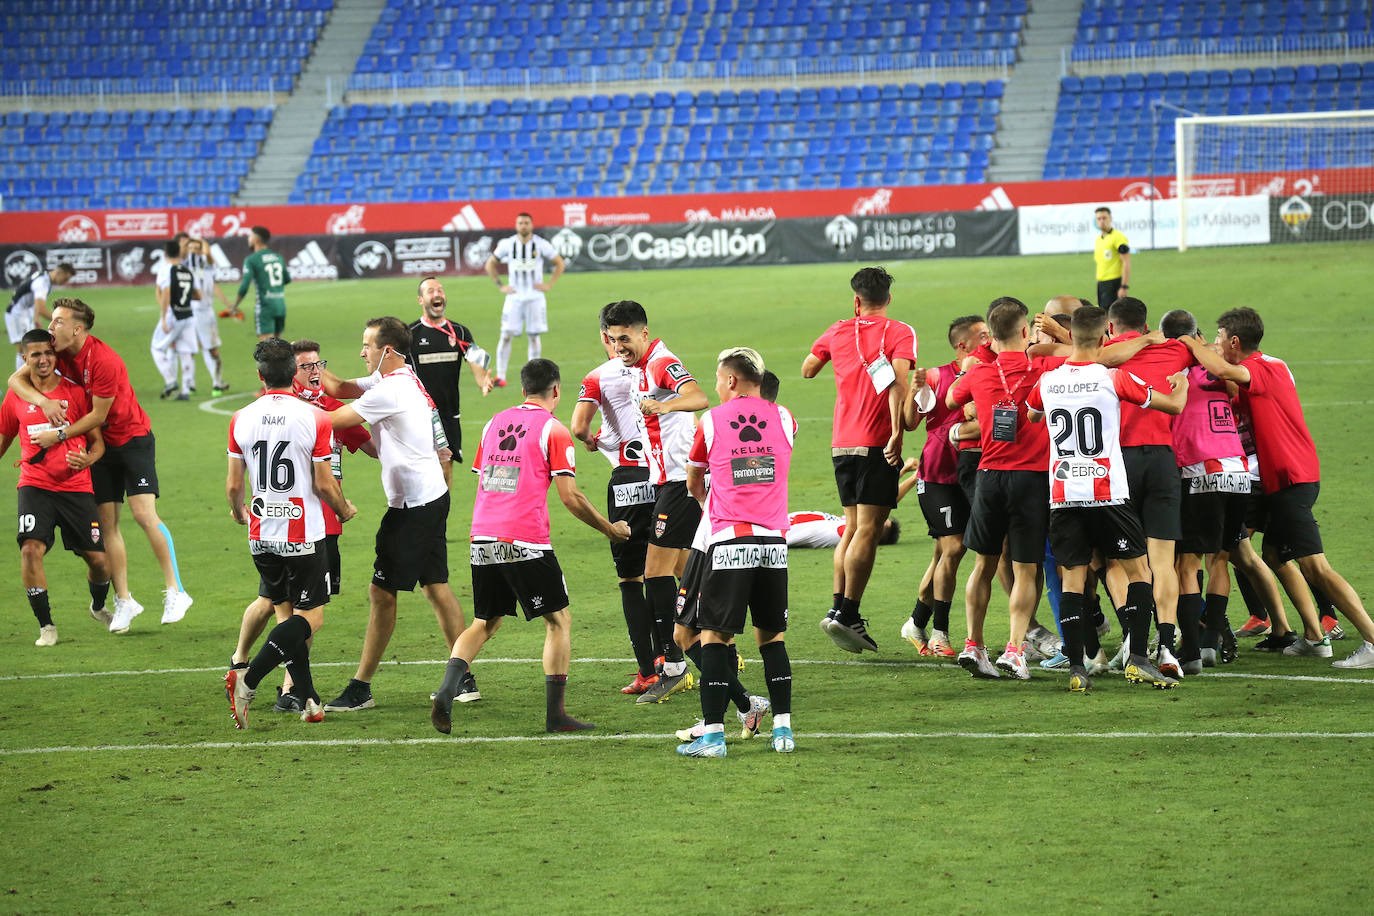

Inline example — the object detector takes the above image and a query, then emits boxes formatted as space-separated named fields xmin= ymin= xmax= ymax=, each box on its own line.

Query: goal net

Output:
xmin=1174 ymin=109 xmax=1374 ymax=250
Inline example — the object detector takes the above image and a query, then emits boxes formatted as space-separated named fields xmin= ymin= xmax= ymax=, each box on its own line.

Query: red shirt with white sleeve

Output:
xmin=810 ymin=314 xmax=917 ymax=448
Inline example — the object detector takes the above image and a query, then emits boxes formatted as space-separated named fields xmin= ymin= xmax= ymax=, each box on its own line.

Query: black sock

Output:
xmin=246 ymin=614 xmax=310 ymax=690
xmin=1312 ymin=583 xmax=1335 ymax=618
xmin=911 ymin=600 xmax=933 ymax=629
xmin=619 ymin=581 xmax=657 ymax=677
xmin=1233 ymin=565 xmax=1266 ymax=621
xmin=684 ymin=641 xmax=703 ymax=670
xmin=699 ymin=643 xmax=731 ymax=727
xmin=759 ymin=640 xmax=792 ymax=716
xmin=1178 ymin=593 xmax=1204 ymax=662
xmin=1202 ymin=593 xmax=1229 ymax=649
xmin=27 ymin=588 xmax=52 ymax=627
xmin=1059 ymin=592 xmax=1086 ymax=667
xmin=645 ymin=576 xmax=683 ymax=662
xmin=88 ymin=578 xmax=111 ymax=611
xmin=284 ymin=645 xmax=317 ymax=704
xmin=838 ymin=596 xmax=861 ymax=625
xmin=932 ymin=599 xmax=952 ymax=633
xmin=727 ymin=645 xmax=750 ymax=712
xmin=1083 ymin=610 xmax=1101 ymax=658
xmin=1114 ymin=603 xmax=1130 ymax=639
xmin=1090 ymin=593 xmax=1106 ymax=631
xmin=435 ymin=657 xmax=470 ymax=702
xmin=545 ymin=674 xmax=593 ymax=731
xmin=1158 ymin=622 xmax=1177 ymax=653
xmin=1124 ymin=581 xmax=1154 ymax=658
xmin=832 ymin=592 xmax=843 ymax=612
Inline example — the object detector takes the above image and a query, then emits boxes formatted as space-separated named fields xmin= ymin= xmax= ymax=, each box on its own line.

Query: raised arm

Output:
xmin=1179 ymin=335 xmax=1250 ymax=385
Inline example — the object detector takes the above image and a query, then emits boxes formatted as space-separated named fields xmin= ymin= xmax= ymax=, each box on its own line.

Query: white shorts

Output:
xmin=6 ymin=305 xmax=34 ymax=344
xmin=151 ymin=314 xmax=199 ymax=354
xmin=192 ymin=306 xmax=221 ymax=350
xmin=500 ymin=293 xmax=548 ymax=335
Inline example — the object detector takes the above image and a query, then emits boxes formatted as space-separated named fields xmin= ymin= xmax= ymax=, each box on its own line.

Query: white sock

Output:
xmin=703 ymin=722 xmax=725 ymax=736
xmin=526 ymin=333 xmax=541 ymax=361
xmin=662 ymin=660 xmax=686 ymax=677
xmin=773 ymin=713 xmax=791 ymax=729
xmin=178 ymin=352 xmax=195 ymax=394
xmin=495 ymin=333 xmax=515 ymax=379
xmin=14 ymin=352 xmax=24 ymax=372
xmin=203 ymin=349 xmax=223 ymax=387
xmin=151 ymin=345 xmax=177 ymax=386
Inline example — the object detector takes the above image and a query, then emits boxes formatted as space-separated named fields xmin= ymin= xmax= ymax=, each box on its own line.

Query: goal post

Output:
xmin=1175 ymin=109 xmax=1374 ymax=251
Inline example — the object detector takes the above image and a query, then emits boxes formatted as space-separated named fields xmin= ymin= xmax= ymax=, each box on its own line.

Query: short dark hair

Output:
xmin=947 ymin=314 xmax=983 ymax=347
xmin=163 ymin=239 xmax=181 ymax=257
xmin=760 ymin=370 xmax=780 ymax=403
xmin=53 ymin=262 xmax=75 ymax=276
xmin=517 ymin=211 xmax=533 ymax=221
xmin=251 ymin=225 xmax=271 ymax=243
xmin=1070 ymin=305 xmax=1109 ymax=347
xmin=1095 ymin=206 xmax=1111 ymax=215
xmin=1051 ymin=313 xmax=1073 ymax=329
xmin=986 ymin=296 xmax=1026 ymax=319
xmin=254 ymin=337 xmax=296 ymax=388
xmin=987 ymin=302 xmax=1028 ymax=343
xmin=20 ymin=328 xmax=54 ymax=349
xmin=173 ymin=231 xmax=188 ymax=243
xmin=52 ymin=297 xmax=94 ymax=329
xmin=417 ymin=276 xmax=441 ymax=296
xmin=291 ymin=338 xmax=322 ymax=355
xmin=1077 ymin=297 xmax=1094 ymax=310
xmin=850 ymin=266 xmax=893 ymax=306
xmin=366 ymin=316 xmax=411 ymax=352
xmin=521 ymin=357 xmax=560 ymax=396
xmin=879 ymin=517 xmax=901 ymax=545
xmin=1160 ymin=309 xmax=1198 ymax=340
xmin=600 ymin=300 xmax=648 ymax=330
xmin=1217 ymin=307 xmax=1264 ymax=352
xmin=1108 ymin=296 xmax=1148 ymax=332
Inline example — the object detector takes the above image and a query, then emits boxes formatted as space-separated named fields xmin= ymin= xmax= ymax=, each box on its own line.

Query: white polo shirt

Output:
xmin=353 ymin=366 xmax=446 ymax=508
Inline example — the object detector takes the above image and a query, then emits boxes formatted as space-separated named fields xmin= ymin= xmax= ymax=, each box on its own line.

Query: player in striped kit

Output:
xmin=483 ymin=213 xmax=565 ymax=388
xmin=150 ymin=240 xmax=199 ymax=401
xmin=183 ymin=238 xmax=231 ymax=396
xmin=1027 ymin=306 xmax=1187 ymax=691
xmin=224 ymin=339 xmax=357 ymax=728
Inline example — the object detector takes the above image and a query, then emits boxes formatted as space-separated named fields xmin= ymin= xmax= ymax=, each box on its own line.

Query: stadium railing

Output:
xmin=1066 ymin=34 xmax=1374 ymax=74
xmin=0 ymin=76 xmax=287 ymax=113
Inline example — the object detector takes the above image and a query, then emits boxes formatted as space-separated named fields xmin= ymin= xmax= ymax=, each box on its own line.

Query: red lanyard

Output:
xmin=420 ymin=315 xmax=457 ymax=347
xmin=854 ymin=317 xmax=888 ymax=369
xmin=993 ymin=356 xmax=1022 ymax=405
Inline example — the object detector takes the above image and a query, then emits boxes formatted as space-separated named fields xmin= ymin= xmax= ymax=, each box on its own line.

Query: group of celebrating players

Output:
xmin=5 ymin=216 xmax=1371 ymax=758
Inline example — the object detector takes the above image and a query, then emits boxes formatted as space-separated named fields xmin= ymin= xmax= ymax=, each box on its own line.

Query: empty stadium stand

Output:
xmin=1074 ymin=0 xmax=1372 ymax=51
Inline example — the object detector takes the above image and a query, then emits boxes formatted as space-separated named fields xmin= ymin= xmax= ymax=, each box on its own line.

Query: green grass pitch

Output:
xmin=2 ymin=242 xmax=1373 ymax=914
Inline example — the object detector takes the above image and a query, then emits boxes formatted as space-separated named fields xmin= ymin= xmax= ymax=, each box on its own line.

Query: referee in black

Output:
xmin=407 ymin=276 xmax=493 ymax=488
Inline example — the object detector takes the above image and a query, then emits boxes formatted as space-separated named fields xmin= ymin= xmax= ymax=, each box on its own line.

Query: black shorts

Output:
xmin=1243 ymin=486 xmax=1267 ymax=532
xmin=252 ymin=541 xmax=330 ymax=611
xmin=608 ymin=465 xmax=657 ymax=578
xmin=437 ymin=413 xmax=463 ymax=464
xmin=918 ymin=480 xmax=969 ymax=538
xmin=469 ymin=541 xmax=570 ymax=621
xmin=696 ymin=536 xmax=789 ymax=636
xmin=964 ymin=469 xmax=1049 ymax=564
xmin=1122 ymin=445 xmax=1181 ymax=540
xmin=649 ymin=480 xmax=701 ymax=550
xmin=1096 ymin=278 xmax=1123 ymax=309
xmin=1178 ymin=482 xmax=1251 ymax=556
xmin=16 ymin=486 xmax=104 ymax=554
xmin=371 ymin=492 xmax=449 ymax=593
xmin=674 ymin=546 xmax=708 ymax=630
xmin=1049 ymin=503 xmax=1146 ymax=569
xmin=91 ymin=433 xmax=159 ymax=504
xmin=1261 ymin=482 xmax=1324 ymax=562
xmin=1223 ymin=490 xmax=1250 ymax=551
xmin=956 ymin=448 xmax=981 ymax=507
xmin=325 ymin=533 xmax=341 ymax=595
xmin=833 ymin=447 xmax=900 ymax=508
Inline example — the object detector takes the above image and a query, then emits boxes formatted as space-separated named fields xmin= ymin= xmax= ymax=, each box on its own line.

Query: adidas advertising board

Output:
xmin=1269 ymin=192 xmax=1374 ymax=243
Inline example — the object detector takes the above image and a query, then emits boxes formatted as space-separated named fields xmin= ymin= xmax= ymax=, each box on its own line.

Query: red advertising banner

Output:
xmin=1 ymin=168 xmax=1366 ymax=245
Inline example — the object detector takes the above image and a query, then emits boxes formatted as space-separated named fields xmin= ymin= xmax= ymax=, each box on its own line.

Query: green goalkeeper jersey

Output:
xmin=237 ymin=248 xmax=290 ymax=309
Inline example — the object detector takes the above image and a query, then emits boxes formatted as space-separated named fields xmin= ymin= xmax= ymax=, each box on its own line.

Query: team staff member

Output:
xmin=1093 ymin=206 xmax=1131 ymax=308
xmin=598 ymin=300 xmax=709 ymax=703
xmin=407 ymin=276 xmax=493 ymax=487
xmin=0 ymin=330 xmax=110 ymax=646
xmin=483 ymin=213 xmax=565 ymax=388
xmin=1180 ymin=307 xmax=1374 ymax=669
xmin=230 ymin=226 xmax=290 ymax=342
xmin=430 ymin=358 xmax=630 ymax=734
xmin=803 ymin=266 xmax=915 ymax=654
xmin=901 ymin=315 xmax=987 ymax=658
xmin=225 ymin=339 xmax=357 ymax=728
xmin=321 ymin=317 xmax=475 ymax=710
xmin=8 ymin=298 xmax=191 ymax=633
xmin=7 ymin=262 xmax=73 ymax=370
xmin=571 ymin=327 xmax=661 ymax=695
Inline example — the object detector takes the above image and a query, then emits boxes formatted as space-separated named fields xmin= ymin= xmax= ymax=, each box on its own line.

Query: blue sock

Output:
xmin=1043 ymin=541 xmax=1063 ymax=638
xmin=158 ymin=522 xmax=183 ymax=592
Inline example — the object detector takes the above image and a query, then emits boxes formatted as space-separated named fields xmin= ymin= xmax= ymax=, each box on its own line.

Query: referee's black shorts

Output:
xmin=1096 ymin=278 xmax=1123 ymax=309
xmin=371 ymin=492 xmax=450 ymax=593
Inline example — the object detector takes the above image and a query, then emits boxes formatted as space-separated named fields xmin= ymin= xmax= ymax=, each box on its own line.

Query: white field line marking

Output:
xmin=3 ymin=658 xmax=1372 ymax=686
xmin=3 ymin=730 xmax=1373 ymax=756
xmin=196 ymin=390 xmax=256 ymax=416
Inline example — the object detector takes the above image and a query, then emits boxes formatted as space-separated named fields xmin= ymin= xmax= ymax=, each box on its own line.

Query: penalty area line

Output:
xmin=3 ymin=730 xmax=1374 ymax=756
